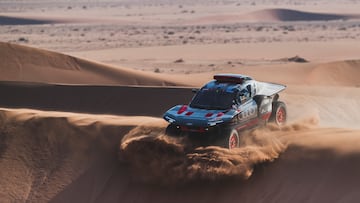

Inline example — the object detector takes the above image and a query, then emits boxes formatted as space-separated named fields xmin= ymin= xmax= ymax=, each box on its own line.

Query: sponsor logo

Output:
xmin=239 ymin=106 xmax=257 ymax=120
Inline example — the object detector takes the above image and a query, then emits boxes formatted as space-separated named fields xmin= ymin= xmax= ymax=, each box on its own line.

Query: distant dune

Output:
xmin=0 ymin=42 xmax=178 ymax=86
xmin=0 ymin=15 xmax=60 ymax=25
xmin=249 ymin=8 xmax=357 ymax=22
xmin=189 ymin=8 xmax=359 ymax=24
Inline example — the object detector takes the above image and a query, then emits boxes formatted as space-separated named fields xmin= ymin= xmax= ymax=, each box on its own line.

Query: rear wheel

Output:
xmin=269 ymin=101 xmax=287 ymax=126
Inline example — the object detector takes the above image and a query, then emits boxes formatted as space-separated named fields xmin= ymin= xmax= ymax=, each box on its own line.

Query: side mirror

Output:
xmin=192 ymin=88 xmax=199 ymax=93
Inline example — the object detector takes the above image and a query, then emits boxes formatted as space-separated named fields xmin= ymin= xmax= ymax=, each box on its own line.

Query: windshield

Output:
xmin=189 ymin=89 xmax=235 ymax=110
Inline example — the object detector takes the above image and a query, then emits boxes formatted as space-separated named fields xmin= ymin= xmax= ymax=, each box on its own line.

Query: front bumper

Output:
xmin=164 ymin=114 xmax=226 ymax=129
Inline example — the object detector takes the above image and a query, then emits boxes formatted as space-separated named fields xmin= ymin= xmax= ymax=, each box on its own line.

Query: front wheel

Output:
xmin=269 ymin=101 xmax=287 ymax=126
xmin=165 ymin=124 xmax=182 ymax=137
xmin=218 ymin=129 xmax=240 ymax=149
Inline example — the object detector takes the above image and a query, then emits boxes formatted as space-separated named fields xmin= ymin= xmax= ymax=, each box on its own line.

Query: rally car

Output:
xmin=163 ymin=74 xmax=287 ymax=149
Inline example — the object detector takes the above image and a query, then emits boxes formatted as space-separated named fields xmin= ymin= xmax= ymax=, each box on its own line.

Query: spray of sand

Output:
xmin=119 ymin=117 xmax=318 ymax=184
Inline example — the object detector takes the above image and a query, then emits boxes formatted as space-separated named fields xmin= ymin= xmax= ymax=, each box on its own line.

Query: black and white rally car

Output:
xmin=163 ymin=74 xmax=287 ymax=149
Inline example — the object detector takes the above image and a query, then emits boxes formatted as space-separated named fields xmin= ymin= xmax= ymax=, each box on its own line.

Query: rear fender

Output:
xmin=272 ymin=93 xmax=279 ymax=102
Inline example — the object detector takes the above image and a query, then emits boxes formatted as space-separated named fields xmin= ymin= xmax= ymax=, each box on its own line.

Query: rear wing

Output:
xmin=255 ymin=81 xmax=286 ymax=96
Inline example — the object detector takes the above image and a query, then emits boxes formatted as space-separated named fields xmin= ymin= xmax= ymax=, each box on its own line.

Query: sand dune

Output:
xmin=2 ymin=41 xmax=360 ymax=88
xmin=188 ymin=8 xmax=360 ymax=24
xmin=248 ymin=8 xmax=358 ymax=22
xmin=1 ymin=107 xmax=360 ymax=203
xmin=0 ymin=108 xmax=162 ymax=202
xmin=0 ymin=42 xmax=178 ymax=86
xmin=155 ymin=59 xmax=360 ymax=88
xmin=0 ymin=15 xmax=60 ymax=25
xmin=307 ymin=60 xmax=360 ymax=86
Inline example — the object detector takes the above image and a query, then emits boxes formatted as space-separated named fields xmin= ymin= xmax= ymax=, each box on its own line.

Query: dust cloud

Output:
xmin=119 ymin=117 xmax=318 ymax=184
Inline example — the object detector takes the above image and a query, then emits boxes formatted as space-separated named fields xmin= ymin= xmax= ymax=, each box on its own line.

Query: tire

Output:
xmin=218 ymin=129 xmax=240 ymax=149
xmin=269 ymin=101 xmax=287 ymax=126
xmin=165 ymin=124 xmax=182 ymax=137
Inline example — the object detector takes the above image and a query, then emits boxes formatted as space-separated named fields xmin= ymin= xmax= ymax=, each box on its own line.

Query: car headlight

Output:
xmin=165 ymin=116 xmax=176 ymax=123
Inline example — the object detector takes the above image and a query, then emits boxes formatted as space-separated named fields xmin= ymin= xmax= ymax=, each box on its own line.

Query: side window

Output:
xmin=238 ymin=89 xmax=250 ymax=104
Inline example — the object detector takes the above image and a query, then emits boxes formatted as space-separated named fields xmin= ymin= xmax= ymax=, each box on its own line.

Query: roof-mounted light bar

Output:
xmin=214 ymin=74 xmax=250 ymax=84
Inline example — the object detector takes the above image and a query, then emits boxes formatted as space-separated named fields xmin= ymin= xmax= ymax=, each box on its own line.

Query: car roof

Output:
xmin=213 ymin=74 xmax=253 ymax=83
xmin=201 ymin=74 xmax=254 ymax=93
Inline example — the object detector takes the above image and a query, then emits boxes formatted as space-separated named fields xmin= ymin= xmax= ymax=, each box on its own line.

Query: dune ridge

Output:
xmin=0 ymin=42 xmax=178 ymax=86
xmin=1 ymin=108 xmax=360 ymax=203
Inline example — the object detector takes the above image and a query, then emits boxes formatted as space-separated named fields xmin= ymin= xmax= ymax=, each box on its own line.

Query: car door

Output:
xmin=238 ymin=99 xmax=258 ymax=123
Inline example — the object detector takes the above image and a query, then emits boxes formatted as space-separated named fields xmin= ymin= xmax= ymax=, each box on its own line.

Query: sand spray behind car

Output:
xmin=119 ymin=116 xmax=318 ymax=184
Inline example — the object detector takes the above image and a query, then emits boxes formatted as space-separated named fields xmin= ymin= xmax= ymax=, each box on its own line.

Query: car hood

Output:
xmin=163 ymin=105 xmax=236 ymax=127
